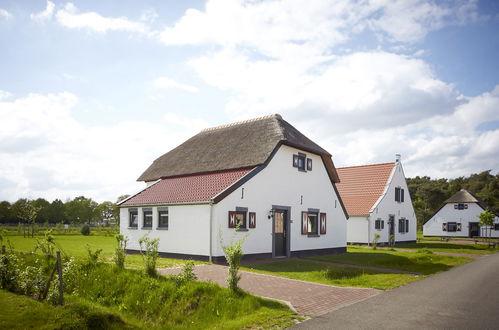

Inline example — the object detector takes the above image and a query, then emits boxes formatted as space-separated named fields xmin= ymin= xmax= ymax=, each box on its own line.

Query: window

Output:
xmin=375 ymin=219 xmax=384 ymax=230
xmin=142 ymin=208 xmax=152 ymax=228
xmin=447 ymin=222 xmax=457 ymax=232
xmin=228 ymin=210 xmax=247 ymax=229
xmin=494 ymin=224 xmax=499 ymax=231
xmin=398 ymin=218 xmax=408 ymax=233
xmin=308 ymin=212 xmax=319 ymax=235
xmin=297 ymin=154 xmax=306 ymax=171
xmin=158 ymin=207 xmax=168 ymax=229
xmin=395 ymin=187 xmax=405 ymax=202
xmin=293 ymin=153 xmax=307 ymax=171
xmin=235 ymin=211 xmax=246 ymax=229
xmin=129 ymin=209 xmax=138 ymax=228
xmin=455 ymin=203 xmax=467 ymax=210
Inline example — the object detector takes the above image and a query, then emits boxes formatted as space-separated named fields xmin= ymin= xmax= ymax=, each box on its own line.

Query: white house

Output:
xmin=118 ymin=114 xmax=348 ymax=263
xmin=423 ymin=189 xmax=499 ymax=238
xmin=336 ymin=156 xmax=417 ymax=244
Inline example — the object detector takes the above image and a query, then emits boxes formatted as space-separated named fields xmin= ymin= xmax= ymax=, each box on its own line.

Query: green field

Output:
xmin=397 ymin=241 xmax=498 ymax=255
xmin=3 ymin=235 xmax=192 ymax=269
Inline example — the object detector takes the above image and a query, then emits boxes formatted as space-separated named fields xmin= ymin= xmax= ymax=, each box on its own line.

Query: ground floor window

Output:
xmin=158 ymin=207 xmax=168 ymax=229
xmin=142 ymin=208 xmax=152 ymax=228
xmin=228 ymin=210 xmax=247 ymax=229
xmin=302 ymin=212 xmax=318 ymax=235
xmin=375 ymin=219 xmax=384 ymax=230
xmin=398 ymin=218 xmax=409 ymax=233
xmin=447 ymin=222 xmax=457 ymax=232
xmin=129 ymin=209 xmax=138 ymax=228
xmin=495 ymin=224 xmax=499 ymax=231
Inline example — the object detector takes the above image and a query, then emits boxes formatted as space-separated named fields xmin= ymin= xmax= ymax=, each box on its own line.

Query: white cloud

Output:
xmin=0 ymin=8 xmax=12 ymax=20
xmin=153 ymin=77 xmax=199 ymax=93
xmin=56 ymin=2 xmax=152 ymax=35
xmin=0 ymin=90 xmax=12 ymax=100
xmin=30 ymin=1 xmax=55 ymax=23
xmin=0 ymin=92 xmax=207 ymax=202
xmin=160 ymin=0 xmax=479 ymax=53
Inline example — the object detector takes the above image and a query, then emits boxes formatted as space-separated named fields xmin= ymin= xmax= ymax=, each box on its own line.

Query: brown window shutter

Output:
xmin=443 ymin=223 xmax=447 ymax=231
xmin=301 ymin=212 xmax=308 ymax=235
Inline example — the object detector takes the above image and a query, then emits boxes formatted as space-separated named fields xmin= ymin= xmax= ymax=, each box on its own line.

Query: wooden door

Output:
xmin=274 ymin=210 xmax=287 ymax=257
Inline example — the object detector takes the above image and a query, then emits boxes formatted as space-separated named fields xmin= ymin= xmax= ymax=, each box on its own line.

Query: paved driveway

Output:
xmin=159 ymin=264 xmax=380 ymax=316
xmin=293 ymin=253 xmax=499 ymax=329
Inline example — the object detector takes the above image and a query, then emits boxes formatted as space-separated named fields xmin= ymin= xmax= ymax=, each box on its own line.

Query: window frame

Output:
xmin=157 ymin=207 xmax=169 ymax=229
xmin=494 ymin=224 xmax=499 ymax=231
xmin=129 ymin=208 xmax=138 ymax=228
xmin=398 ymin=218 xmax=408 ymax=233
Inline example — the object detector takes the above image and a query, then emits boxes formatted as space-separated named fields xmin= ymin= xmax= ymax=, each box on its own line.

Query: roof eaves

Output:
xmin=369 ymin=162 xmax=397 ymax=213
xmin=117 ymin=179 xmax=161 ymax=207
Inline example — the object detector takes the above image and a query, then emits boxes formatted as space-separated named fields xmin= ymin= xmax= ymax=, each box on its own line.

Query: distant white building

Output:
xmin=423 ymin=189 xmax=499 ymax=238
xmin=118 ymin=114 xmax=348 ymax=263
xmin=336 ymin=156 xmax=417 ymax=244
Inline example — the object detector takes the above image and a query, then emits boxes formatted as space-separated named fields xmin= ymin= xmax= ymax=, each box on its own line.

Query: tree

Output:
xmin=12 ymin=199 xmax=41 ymax=238
xmin=0 ymin=201 xmax=12 ymax=224
xmin=32 ymin=198 xmax=50 ymax=223
xmin=95 ymin=201 xmax=118 ymax=225
xmin=47 ymin=199 xmax=66 ymax=224
xmin=64 ymin=196 xmax=98 ymax=224
xmin=116 ymin=195 xmax=130 ymax=204
xmin=478 ymin=210 xmax=495 ymax=243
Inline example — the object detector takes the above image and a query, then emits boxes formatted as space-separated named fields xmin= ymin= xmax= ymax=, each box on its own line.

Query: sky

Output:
xmin=0 ymin=0 xmax=498 ymax=203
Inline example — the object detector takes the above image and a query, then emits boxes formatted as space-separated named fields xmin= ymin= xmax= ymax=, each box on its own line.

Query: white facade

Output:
xmin=346 ymin=162 xmax=417 ymax=244
xmin=120 ymin=144 xmax=347 ymax=260
xmin=423 ymin=203 xmax=499 ymax=238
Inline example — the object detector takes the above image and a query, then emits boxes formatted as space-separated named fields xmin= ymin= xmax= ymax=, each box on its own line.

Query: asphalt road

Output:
xmin=293 ymin=252 xmax=499 ymax=329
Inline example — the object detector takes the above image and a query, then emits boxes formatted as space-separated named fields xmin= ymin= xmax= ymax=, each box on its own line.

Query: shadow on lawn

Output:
xmin=397 ymin=242 xmax=488 ymax=251
xmin=311 ymin=251 xmax=455 ymax=275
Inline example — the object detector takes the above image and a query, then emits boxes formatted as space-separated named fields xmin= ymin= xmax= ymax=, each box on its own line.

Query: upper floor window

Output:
xmin=158 ymin=207 xmax=169 ymax=229
xmin=293 ymin=153 xmax=311 ymax=172
xmin=142 ymin=208 xmax=152 ymax=228
xmin=129 ymin=208 xmax=138 ymax=228
xmin=395 ymin=187 xmax=405 ymax=202
xmin=454 ymin=203 xmax=468 ymax=210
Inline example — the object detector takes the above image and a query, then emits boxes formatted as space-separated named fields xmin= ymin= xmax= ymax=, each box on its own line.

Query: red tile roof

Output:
xmin=336 ymin=162 xmax=396 ymax=216
xmin=121 ymin=168 xmax=254 ymax=206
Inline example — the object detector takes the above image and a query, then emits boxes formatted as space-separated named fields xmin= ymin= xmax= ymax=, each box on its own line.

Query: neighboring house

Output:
xmin=423 ymin=189 xmax=499 ymax=238
xmin=336 ymin=156 xmax=417 ymax=244
xmin=118 ymin=114 xmax=348 ymax=262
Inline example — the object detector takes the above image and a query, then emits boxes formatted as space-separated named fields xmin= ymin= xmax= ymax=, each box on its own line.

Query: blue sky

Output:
xmin=0 ymin=0 xmax=498 ymax=202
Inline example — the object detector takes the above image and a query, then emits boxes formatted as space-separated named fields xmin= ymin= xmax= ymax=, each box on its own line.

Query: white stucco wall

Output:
xmin=346 ymin=161 xmax=417 ymax=244
xmin=120 ymin=204 xmax=211 ymax=256
xmin=212 ymin=144 xmax=347 ymax=257
xmin=346 ymin=216 xmax=369 ymax=243
xmin=423 ymin=203 xmax=499 ymax=238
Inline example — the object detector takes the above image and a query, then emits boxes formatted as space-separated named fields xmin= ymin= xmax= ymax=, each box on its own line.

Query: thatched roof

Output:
xmin=137 ymin=114 xmax=340 ymax=183
xmin=444 ymin=189 xmax=481 ymax=204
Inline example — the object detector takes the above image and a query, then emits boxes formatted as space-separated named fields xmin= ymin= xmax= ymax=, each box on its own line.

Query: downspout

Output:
xmin=209 ymin=202 xmax=214 ymax=263
xmin=367 ymin=215 xmax=371 ymax=246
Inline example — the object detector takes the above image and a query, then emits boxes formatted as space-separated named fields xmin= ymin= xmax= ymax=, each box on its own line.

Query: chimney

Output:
xmin=395 ymin=154 xmax=401 ymax=163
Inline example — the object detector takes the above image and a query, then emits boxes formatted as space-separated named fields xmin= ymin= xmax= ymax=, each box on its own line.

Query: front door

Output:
xmin=469 ymin=222 xmax=480 ymax=237
xmin=274 ymin=210 xmax=287 ymax=257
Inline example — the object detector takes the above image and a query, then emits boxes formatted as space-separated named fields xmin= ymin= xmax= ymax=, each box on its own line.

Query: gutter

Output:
xmin=209 ymin=201 xmax=214 ymax=263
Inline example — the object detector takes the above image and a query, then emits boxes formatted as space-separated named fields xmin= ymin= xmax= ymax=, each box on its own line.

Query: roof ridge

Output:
xmin=337 ymin=162 xmax=396 ymax=170
xmin=201 ymin=114 xmax=282 ymax=132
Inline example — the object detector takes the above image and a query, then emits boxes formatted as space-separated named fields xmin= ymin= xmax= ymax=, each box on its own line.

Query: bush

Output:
xmin=221 ymin=228 xmax=248 ymax=293
xmin=372 ymin=233 xmax=380 ymax=250
xmin=138 ymin=234 xmax=159 ymax=277
xmin=113 ymin=234 xmax=128 ymax=270
xmin=81 ymin=224 xmax=90 ymax=236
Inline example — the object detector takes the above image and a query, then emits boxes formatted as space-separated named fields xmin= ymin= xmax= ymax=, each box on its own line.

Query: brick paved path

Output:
xmin=159 ymin=264 xmax=380 ymax=316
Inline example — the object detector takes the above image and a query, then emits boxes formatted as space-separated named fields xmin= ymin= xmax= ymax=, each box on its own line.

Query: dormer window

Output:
xmin=454 ymin=203 xmax=467 ymax=210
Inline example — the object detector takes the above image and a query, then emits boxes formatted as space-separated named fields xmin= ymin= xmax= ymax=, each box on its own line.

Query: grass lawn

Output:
xmin=0 ymin=289 xmax=138 ymax=329
xmin=396 ymin=242 xmax=499 ymax=255
xmin=310 ymin=246 xmax=472 ymax=275
xmin=243 ymin=260 xmax=418 ymax=290
xmin=3 ymin=235 xmax=200 ymax=269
